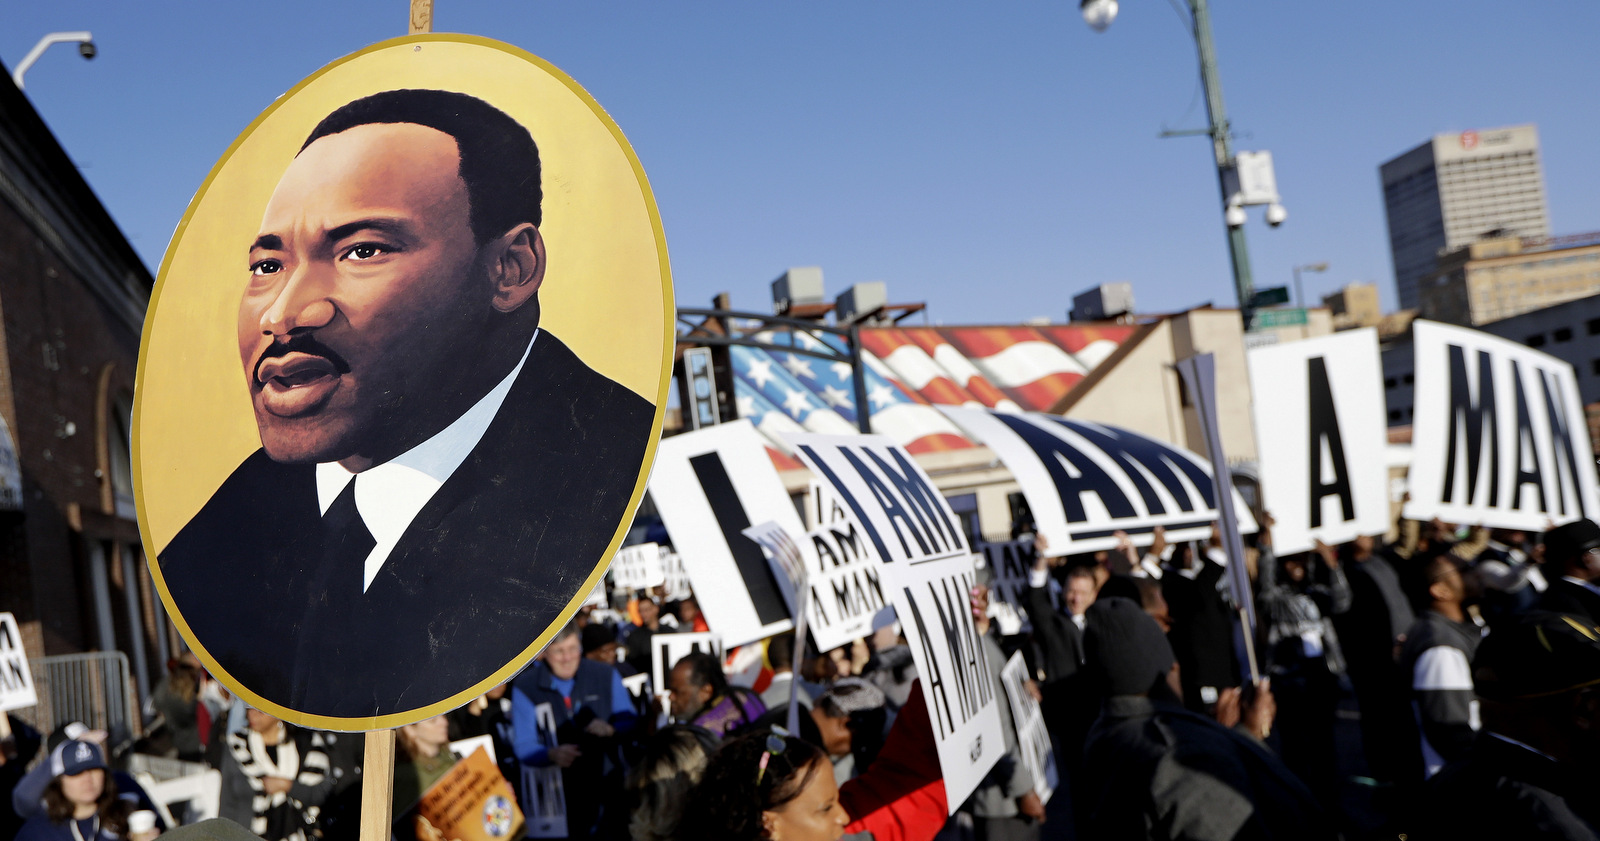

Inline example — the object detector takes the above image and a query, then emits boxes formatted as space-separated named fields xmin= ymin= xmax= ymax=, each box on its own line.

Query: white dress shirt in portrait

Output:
xmin=316 ymin=330 xmax=539 ymax=592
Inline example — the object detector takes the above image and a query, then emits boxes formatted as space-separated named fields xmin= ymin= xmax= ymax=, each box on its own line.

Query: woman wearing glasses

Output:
xmin=680 ymin=726 xmax=849 ymax=841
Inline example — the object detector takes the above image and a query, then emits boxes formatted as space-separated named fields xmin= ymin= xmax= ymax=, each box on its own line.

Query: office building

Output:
xmin=1419 ymin=231 xmax=1600 ymax=326
xmin=1381 ymin=124 xmax=1549 ymax=311
xmin=1323 ymin=282 xmax=1382 ymax=331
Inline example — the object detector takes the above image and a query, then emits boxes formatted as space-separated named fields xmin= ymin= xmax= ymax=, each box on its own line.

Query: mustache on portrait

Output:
xmin=252 ymin=333 xmax=353 ymax=383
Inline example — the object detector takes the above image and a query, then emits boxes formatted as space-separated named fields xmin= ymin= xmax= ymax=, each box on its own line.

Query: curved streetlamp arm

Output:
xmin=12 ymin=31 xmax=94 ymax=90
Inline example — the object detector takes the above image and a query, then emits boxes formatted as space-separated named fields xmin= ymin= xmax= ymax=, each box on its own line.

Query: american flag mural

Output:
xmin=725 ymin=323 xmax=1138 ymax=461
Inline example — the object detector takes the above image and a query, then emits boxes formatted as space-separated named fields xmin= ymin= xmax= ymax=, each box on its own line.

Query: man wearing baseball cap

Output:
xmin=1414 ymin=611 xmax=1600 ymax=838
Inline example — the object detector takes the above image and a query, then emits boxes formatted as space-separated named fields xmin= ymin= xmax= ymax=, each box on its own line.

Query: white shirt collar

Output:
xmin=316 ymin=329 xmax=539 ymax=592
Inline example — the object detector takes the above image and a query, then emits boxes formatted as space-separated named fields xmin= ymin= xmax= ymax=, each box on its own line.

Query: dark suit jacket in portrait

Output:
xmin=159 ymin=333 xmax=654 ymax=720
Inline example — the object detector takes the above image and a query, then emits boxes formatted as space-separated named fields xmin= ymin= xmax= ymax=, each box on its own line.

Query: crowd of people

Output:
xmin=5 ymin=506 xmax=1600 ymax=841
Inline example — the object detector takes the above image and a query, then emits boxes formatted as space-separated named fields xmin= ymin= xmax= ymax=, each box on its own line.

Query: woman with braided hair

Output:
xmin=679 ymin=726 xmax=848 ymax=841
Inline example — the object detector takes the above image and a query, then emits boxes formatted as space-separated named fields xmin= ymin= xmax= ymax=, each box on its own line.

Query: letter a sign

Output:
xmin=1406 ymin=320 xmax=1600 ymax=531
xmin=1247 ymin=329 xmax=1390 ymax=554
xmin=786 ymin=433 xmax=1004 ymax=813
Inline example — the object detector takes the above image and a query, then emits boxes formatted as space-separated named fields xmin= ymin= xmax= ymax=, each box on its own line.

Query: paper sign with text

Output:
xmin=0 ymin=613 xmax=37 ymax=712
xmin=1248 ymin=329 xmax=1391 ymax=554
xmin=938 ymin=408 xmax=1256 ymax=556
xmin=651 ymin=632 xmax=724 ymax=703
xmin=786 ymin=433 xmax=1003 ymax=812
xmin=523 ymin=704 xmax=567 ymax=838
xmin=611 ymin=543 xmax=665 ymax=591
xmin=408 ymin=747 xmax=523 ymax=841
xmin=1405 ymin=320 xmax=1600 ymax=531
xmin=651 ymin=421 xmax=798 ymax=646
xmin=999 ymin=652 xmax=1057 ymax=804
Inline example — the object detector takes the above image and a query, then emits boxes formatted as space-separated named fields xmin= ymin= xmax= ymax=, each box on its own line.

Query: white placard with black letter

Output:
xmin=1405 ymin=320 xmax=1600 ymax=531
xmin=938 ymin=407 xmax=1256 ymax=555
xmin=650 ymin=632 xmax=724 ymax=704
xmin=1247 ymin=329 xmax=1391 ymax=555
xmin=0 ymin=613 xmax=37 ymax=712
xmin=650 ymin=421 xmax=798 ymax=647
xmin=611 ymin=543 xmax=665 ymax=591
xmin=787 ymin=433 xmax=1003 ymax=813
xmin=660 ymin=550 xmax=692 ymax=601
xmin=999 ymin=652 xmax=1056 ymax=804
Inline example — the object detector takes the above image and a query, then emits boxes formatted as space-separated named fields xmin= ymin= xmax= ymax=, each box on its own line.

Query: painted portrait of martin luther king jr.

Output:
xmin=143 ymin=40 xmax=670 ymax=729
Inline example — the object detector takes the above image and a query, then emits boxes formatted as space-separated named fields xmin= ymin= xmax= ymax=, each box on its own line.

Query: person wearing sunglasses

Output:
xmin=680 ymin=726 xmax=848 ymax=841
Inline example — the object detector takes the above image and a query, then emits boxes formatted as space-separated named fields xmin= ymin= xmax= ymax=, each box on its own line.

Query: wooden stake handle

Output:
xmin=409 ymin=0 xmax=433 ymax=34
xmin=359 ymin=730 xmax=396 ymax=841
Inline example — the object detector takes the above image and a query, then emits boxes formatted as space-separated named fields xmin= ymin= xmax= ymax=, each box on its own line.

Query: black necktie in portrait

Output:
xmin=322 ymin=479 xmax=375 ymax=595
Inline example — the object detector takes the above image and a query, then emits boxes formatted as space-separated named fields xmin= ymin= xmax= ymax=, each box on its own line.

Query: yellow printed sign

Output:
xmin=409 ymin=748 xmax=524 ymax=841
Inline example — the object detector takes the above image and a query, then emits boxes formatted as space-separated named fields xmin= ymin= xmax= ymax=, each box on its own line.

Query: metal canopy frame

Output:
xmin=675 ymin=307 xmax=873 ymax=433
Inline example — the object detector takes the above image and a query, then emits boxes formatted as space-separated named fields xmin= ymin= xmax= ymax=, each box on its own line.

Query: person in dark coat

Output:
xmin=1162 ymin=539 xmax=1240 ymax=713
xmin=1334 ymin=535 xmax=1417 ymax=787
xmin=1410 ymin=611 xmax=1600 ymax=840
xmin=1 ymin=715 xmax=43 ymax=841
xmin=1539 ymin=518 xmax=1600 ymax=623
xmin=1078 ymin=598 xmax=1331 ymax=841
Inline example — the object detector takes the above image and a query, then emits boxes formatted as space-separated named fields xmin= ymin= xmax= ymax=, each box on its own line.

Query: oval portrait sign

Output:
xmin=135 ymin=34 xmax=672 ymax=730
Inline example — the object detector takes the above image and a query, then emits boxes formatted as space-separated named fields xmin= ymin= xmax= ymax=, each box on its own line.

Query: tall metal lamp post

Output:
xmin=11 ymin=31 xmax=96 ymax=90
xmin=1079 ymin=0 xmax=1285 ymax=329
xmin=1293 ymin=262 xmax=1329 ymax=309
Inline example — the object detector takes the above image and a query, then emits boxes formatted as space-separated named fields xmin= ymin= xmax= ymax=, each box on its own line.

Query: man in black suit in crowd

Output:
xmin=159 ymin=89 xmax=654 ymax=720
xmin=1539 ymin=518 xmax=1600 ymax=623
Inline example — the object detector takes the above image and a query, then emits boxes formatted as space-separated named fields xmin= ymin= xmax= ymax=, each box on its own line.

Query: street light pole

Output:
xmin=1189 ymin=0 xmax=1255 ymax=328
xmin=11 ymin=32 xmax=95 ymax=91
xmin=1083 ymin=0 xmax=1265 ymax=328
xmin=1292 ymin=261 xmax=1330 ymax=309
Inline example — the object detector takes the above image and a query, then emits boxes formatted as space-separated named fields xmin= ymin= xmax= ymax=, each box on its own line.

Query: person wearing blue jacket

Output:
xmin=511 ymin=623 xmax=635 ymax=840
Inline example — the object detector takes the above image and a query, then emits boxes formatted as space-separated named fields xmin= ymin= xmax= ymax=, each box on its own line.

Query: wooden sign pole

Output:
xmin=410 ymin=0 xmax=434 ymax=34
xmin=360 ymin=10 xmax=429 ymax=840
xmin=359 ymin=730 xmax=397 ymax=841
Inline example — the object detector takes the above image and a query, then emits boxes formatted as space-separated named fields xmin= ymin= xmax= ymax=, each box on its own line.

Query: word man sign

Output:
xmin=788 ymin=433 xmax=1003 ymax=812
xmin=1406 ymin=321 xmax=1600 ymax=531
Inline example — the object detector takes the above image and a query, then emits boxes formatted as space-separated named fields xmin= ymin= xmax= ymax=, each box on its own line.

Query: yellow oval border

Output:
xmin=133 ymin=32 xmax=673 ymax=732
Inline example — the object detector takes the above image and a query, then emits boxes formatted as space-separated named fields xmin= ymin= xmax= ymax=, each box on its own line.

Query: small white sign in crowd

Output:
xmin=0 ymin=612 xmax=37 ymax=713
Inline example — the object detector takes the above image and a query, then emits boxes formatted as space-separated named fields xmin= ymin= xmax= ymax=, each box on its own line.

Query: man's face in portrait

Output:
xmin=239 ymin=122 xmax=538 ymax=469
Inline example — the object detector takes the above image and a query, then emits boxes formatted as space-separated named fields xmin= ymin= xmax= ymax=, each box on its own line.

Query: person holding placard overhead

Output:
xmin=1078 ymin=598 xmax=1327 ymax=840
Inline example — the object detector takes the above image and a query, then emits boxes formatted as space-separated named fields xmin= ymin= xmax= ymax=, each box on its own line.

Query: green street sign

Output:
xmin=1250 ymin=286 xmax=1290 ymax=307
xmin=1252 ymin=308 xmax=1308 ymax=328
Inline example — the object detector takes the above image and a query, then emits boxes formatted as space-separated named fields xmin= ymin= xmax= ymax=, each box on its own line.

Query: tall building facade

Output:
xmin=1381 ymin=124 xmax=1549 ymax=311
xmin=1419 ymin=232 xmax=1600 ymax=326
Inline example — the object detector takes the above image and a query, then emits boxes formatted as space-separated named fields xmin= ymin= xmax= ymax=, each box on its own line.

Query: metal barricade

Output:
xmin=10 ymin=651 xmax=137 ymax=740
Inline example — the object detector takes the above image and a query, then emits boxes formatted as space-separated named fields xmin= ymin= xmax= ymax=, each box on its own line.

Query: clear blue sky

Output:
xmin=5 ymin=1 xmax=1598 ymax=323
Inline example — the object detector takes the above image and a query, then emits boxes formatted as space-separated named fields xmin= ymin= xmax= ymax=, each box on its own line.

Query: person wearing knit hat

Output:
xmin=1077 ymin=598 xmax=1333 ymax=841
xmin=1539 ymin=518 xmax=1600 ymax=623
xmin=1412 ymin=611 xmax=1600 ymax=839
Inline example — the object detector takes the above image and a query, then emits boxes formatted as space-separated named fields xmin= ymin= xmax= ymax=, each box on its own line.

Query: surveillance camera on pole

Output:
xmin=1222 ymin=150 xmax=1286 ymax=229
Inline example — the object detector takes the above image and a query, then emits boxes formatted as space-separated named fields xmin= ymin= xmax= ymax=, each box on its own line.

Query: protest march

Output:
xmin=4 ymin=9 xmax=1600 ymax=841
